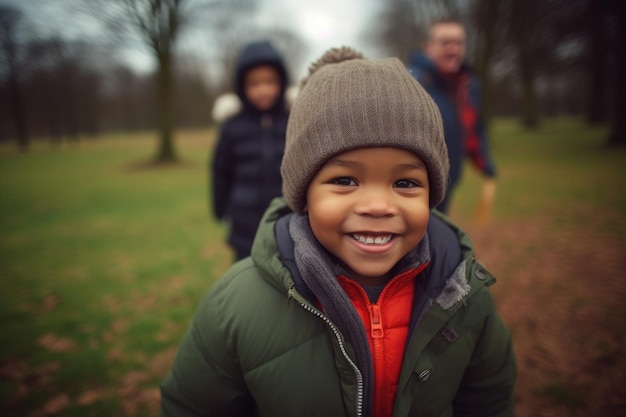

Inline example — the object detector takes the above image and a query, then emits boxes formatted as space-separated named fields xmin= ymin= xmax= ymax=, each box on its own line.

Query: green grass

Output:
xmin=0 ymin=119 xmax=625 ymax=416
xmin=0 ymin=129 xmax=232 ymax=416
xmin=451 ymin=118 xmax=626 ymax=234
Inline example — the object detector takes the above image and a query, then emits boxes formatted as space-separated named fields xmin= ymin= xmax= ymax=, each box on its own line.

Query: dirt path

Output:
xmin=460 ymin=215 xmax=626 ymax=417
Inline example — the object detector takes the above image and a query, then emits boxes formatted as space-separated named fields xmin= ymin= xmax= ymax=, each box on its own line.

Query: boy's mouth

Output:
xmin=351 ymin=233 xmax=393 ymax=245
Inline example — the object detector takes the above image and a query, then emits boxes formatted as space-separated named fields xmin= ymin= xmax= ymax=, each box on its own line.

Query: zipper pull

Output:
xmin=368 ymin=304 xmax=384 ymax=339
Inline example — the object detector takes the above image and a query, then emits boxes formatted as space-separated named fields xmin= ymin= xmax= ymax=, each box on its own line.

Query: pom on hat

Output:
xmin=300 ymin=47 xmax=365 ymax=88
xmin=281 ymin=47 xmax=449 ymax=213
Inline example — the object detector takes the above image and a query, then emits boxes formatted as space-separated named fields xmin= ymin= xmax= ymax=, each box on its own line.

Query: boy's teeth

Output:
xmin=353 ymin=234 xmax=392 ymax=245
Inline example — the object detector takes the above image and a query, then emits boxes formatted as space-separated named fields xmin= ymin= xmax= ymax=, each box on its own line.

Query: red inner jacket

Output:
xmin=337 ymin=263 xmax=428 ymax=417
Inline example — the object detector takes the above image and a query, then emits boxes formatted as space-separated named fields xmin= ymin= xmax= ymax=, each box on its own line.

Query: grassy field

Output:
xmin=0 ymin=119 xmax=624 ymax=416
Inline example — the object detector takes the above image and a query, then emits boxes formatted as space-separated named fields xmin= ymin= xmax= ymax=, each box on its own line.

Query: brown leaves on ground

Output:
xmin=120 ymin=387 xmax=160 ymax=416
xmin=116 ymin=371 xmax=160 ymax=415
xmin=76 ymin=389 xmax=105 ymax=406
xmin=102 ymin=318 xmax=131 ymax=343
xmin=1 ymin=353 xmax=170 ymax=415
xmin=111 ymin=347 xmax=176 ymax=415
xmin=0 ymin=360 xmax=61 ymax=404
xmin=148 ymin=347 xmax=177 ymax=377
xmin=106 ymin=346 xmax=125 ymax=364
xmin=28 ymin=394 xmax=70 ymax=417
xmin=460 ymin=214 xmax=626 ymax=417
xmin=40 ymin=294 xmax=59 ymax=313
xmin=37 ymin=333 xmax=76 ymax=352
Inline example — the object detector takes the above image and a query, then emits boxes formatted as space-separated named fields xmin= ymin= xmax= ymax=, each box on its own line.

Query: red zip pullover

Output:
xmin=338 ymin=264 xmax=427 ymax=417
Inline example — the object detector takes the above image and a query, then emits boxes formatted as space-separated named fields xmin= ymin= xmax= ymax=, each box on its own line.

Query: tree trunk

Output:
xmin=607 ymin=1 xmax=626 ymax=146
xmin=473 ymin=0 xmax=501 ymax=126
xmin=0 ymin=6 xmax=29 ymax=151
xmin=586 ymin=0 xmax=607 ymax=125
xmin=519 ymin=49 xmax=539 ymax=128
xmin=8 ymin=74 xmax=28 ymax=151
xmin=154 ymin=50 xmax=177 ymax=163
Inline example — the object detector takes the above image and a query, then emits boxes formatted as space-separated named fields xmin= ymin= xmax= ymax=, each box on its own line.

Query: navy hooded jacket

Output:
xmin=211 ymin=41 xmax=289 ymax=259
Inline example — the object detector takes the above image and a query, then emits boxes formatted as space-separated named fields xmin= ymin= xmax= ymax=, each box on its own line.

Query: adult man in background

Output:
xmin=408 ymin=19 xmax=496 ymax=222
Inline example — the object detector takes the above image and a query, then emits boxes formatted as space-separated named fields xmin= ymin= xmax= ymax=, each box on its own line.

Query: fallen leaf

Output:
xmin=149 ymin=347 xmax=177 ymax=377
xmin=41 ymin=294 xmax=59 ymax=313
xmin=29 ymin=393 xmax=70 ymax=417
xmin=37 ymin=333 xmax=76 ymax=352
xmin=110 ymin=318 xmax=130 ymax=333
xmin=106 ymin=347 xmax=124 ymax=363
xmin=0 ymin=359 xmax=29 ymax=380
xmin=121 ymin=388 xmax=160 ymax=415
xmin=77 ymin=389 xmax=105 ymax=406
xmin=120 ymin=371 xmax=149 ymax=388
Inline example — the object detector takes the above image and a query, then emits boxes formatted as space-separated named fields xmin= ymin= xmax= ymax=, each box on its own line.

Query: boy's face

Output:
xmin=306 ymin=147 xmax=430 ymax=286
xmin=244 ymin=65 xmax=282 ymax=111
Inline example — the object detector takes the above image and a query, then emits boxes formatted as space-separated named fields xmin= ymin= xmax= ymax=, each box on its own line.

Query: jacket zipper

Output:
xmin=338 ymin=266 xmax=425 ymax=417
xmin=343 ymin=275 xmax=404 ymax=417
xmin=290 ymin=290 xmax=364 ymax=417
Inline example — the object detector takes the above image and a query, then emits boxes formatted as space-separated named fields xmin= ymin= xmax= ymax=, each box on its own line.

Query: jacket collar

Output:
xmin=254 ymin=198 xmax=468 ymax=308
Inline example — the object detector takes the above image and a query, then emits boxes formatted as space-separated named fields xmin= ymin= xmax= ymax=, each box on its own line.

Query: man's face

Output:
xmin=424 ymin=22 xmax=466 ymax=74
xmin=244 ymin=65 xmax=281 ymax=111
xmin=305 ymin=147 xmax=430 ymax=286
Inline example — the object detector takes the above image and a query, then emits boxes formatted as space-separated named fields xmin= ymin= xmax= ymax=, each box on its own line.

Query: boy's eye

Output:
xmin=331 ymin=177 xmax=357 ymax=186
xmin=394 ymin=179 xmax=419 ymax=188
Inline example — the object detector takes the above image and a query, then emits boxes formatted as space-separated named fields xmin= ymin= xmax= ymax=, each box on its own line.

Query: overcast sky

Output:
xmin=256 ymin=0 xmax=384 ymax=76
xmin=1 ymin=0 xmax=385 ymax=80
xmin=111 ymin=0 xmax=385 ymax=80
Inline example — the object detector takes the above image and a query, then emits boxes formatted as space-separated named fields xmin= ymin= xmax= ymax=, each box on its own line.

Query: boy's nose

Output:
xmin=354 ymin=190 xmax=397 ymax=217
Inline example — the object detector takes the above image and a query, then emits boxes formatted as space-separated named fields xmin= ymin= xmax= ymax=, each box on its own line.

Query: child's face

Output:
xmin=244 ymin=65 xmax=281 ymax=111
xmin=306 ymin=147 xmax=430 ymax=286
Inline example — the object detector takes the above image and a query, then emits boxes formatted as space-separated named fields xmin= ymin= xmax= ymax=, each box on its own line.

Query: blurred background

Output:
xmin=0 ymin=0 xmax=624 ymax=154
xmin=0 ymin=1 xmax=625 ymax=416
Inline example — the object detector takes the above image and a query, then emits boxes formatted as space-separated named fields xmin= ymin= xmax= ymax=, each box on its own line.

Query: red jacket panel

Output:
xmin=338 ymin=263 xmax=428 ymax=417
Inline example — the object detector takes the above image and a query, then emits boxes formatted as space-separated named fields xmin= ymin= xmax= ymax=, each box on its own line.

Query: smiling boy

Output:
xmin=161 ymin=47 xmax=516 ymax=417
xmin=307 ymin=147 xmax=430 ymax=286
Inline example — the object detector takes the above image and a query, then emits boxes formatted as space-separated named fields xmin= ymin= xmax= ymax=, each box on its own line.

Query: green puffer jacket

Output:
xmin=160 ymin=199 xmax=516 ymax=417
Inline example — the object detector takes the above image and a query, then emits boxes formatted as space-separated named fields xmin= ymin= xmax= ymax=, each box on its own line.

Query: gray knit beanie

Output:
xmin=281 ymin=47 xmax=449 ymax=213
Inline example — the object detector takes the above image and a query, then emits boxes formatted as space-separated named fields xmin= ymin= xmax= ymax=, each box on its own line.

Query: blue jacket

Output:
xmin=407 ymin=52 xmax=496 ymax=200
xmin=211 ymin=41 xmax=289 ymax=259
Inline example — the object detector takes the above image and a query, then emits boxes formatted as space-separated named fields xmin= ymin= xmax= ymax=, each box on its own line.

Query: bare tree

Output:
xmin=19 ymin=37 xmax=105 ymax=143
xmin=369 ymin=0 xmax=461 ymax=63
xmin=586 ymin=0 xmax=608 ymax=125
xmin=0 ymin=5 xmax=29 ymax=151
xmin=470 ymin=0 xmax=507 ymax=123
xmin=118 ymin=0 xmax=188 ymax=163
xmin=506 ymin=0 xmax=543 ymax=128
xmin=174 ymin=54 xmax=214 ymax=127
xmin=81 ymin=0 xmax=257 ymax=163
xmin=606 ymin=0 xmax=626 ymax=146
xmin=361 ymin=0 xmax=608 ymax=129
xmin=206 ymin=11 xmax=257 ymax=95
xmin=503 ymin=0 xmax=585 ymax=128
